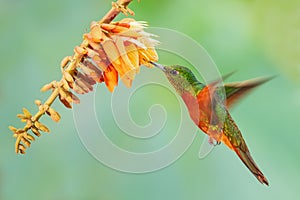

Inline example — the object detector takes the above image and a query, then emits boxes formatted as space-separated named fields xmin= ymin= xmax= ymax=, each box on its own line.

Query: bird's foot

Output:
xmin=208 ymin=137 xmax=221 ymax=146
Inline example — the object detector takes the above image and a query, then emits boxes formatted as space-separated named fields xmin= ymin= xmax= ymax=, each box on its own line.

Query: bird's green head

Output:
xmin=151 ymin=62 xmax=203 ymax=95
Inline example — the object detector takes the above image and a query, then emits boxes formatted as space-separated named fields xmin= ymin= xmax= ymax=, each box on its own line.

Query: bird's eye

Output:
xmin=170 ymin=69 xmax=179 ymax=75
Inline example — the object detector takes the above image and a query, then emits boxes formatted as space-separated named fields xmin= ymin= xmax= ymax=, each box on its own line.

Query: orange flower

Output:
xmin=71 ymin=18 xmax=159 ymax=92
xmin=10 ymin=1 xmax=158 ymax=155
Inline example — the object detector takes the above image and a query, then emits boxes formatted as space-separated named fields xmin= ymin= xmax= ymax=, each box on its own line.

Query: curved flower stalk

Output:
xmin=9 ymin=0 xmax=159 ymax=154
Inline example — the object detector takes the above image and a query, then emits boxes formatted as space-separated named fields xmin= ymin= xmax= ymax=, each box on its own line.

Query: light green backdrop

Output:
xmin=0 ymin=0 xmax=299 ymax=199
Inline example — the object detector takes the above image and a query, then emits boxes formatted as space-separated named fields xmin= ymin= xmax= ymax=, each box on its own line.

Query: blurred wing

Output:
xmin=209 ymin=71 xmax=237 ymax=87
xmin=225 ymin=76 xmax=273 ymax=108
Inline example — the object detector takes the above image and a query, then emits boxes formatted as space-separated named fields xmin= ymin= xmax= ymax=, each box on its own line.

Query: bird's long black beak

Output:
xmin=149 ymin=61 xmax=166 ymax=71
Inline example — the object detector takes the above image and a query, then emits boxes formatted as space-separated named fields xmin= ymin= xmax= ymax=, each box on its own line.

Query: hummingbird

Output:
xmin=151 ymin=62 xmax=270 ymax=186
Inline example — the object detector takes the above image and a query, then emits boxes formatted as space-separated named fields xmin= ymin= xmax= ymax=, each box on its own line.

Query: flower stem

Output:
xmin=11 ymin=0 xmax=135 ymax=154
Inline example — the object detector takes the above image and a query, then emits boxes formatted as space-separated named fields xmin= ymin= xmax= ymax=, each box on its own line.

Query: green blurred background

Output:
xmin=1 ymin=0 xmax=300 ymax=199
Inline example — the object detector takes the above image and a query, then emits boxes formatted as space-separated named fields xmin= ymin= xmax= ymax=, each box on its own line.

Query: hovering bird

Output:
xmin=151 ymin=62 xmax=270 ymax=185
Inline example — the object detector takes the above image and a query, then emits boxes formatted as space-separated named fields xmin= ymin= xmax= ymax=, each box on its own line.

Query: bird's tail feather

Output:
xmin=234 ymin=147 xmax=269 ymax=186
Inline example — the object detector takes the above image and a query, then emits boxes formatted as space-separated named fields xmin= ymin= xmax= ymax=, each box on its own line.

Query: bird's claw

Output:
xmin=208 ymin=137 xmax=221 ymax=146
